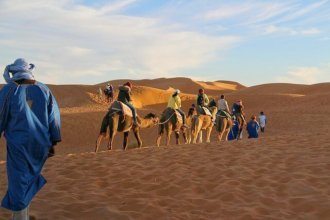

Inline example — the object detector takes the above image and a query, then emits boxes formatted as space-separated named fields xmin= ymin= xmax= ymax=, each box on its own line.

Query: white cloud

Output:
xmin=202 ymin=1 xmax=328 ymax=37
xmin=204 ymin=4 xmax=252 ymax=20
xmin=300 ymin=28 xmax=321 ymax=35
xmin=263 ymin=25 xmax=321 ymax=36
xmin=277 ymin=66 xmax=328 ymax=84
xmin=276 ymin=0 xmax=329 ymax=23
xmin=98 ymin=0 xmax=137 ymax=14
xmin=0 ymin=0 xmax=240 ymax=84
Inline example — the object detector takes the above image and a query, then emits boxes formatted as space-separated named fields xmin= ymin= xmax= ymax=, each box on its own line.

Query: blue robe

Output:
xmin=0 ymin=82 xmax=61 ymax=211
xmin=247 ymin=120 xmax=260 ymax=139
xmin=228 ymin=120 xmax=239 ymax=141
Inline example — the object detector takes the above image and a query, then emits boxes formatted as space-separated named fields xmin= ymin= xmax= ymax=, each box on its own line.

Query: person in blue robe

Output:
xmin=247 ymin=115 xmax=260 ymax=139
xmin=0 ymin=58 xmax=61 ymax=219
xmin=228 ymin=119 xmax=239 ymax=141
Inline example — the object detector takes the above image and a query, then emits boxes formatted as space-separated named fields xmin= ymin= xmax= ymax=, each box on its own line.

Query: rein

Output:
xmin=157 ymin=112 xmax=176 ymax=125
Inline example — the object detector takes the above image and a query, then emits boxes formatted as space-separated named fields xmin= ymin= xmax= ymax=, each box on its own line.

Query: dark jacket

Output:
xmin=117 ymin=86 xmax=132 ymax=103
xmin=232 ymin=103 xmax=243 ymax=114
xmin=197 ymin=94 xmax=209 ymax=107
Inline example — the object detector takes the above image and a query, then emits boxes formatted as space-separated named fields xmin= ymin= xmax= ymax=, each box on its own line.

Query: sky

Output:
xmin=0 ymin=0 xmax=329 ymax=86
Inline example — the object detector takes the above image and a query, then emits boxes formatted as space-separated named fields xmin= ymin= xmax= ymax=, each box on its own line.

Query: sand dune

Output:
xmin=100 ymin=77 xmax=245 ymax=95
xmin=0 ymin=79 xmax=330 ymax=219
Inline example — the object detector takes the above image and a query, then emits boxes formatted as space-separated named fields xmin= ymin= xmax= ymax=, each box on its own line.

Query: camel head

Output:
xmin=144 ymin=113 xmax=159 ymax=126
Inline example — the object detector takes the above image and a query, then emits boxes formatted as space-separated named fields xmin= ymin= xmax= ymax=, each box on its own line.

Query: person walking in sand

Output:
xmin=247 ymin=115 xmax=260 ymax=139
xmin=258 ymin=111 xmax=267 ymax=133
xmin=0 ymin=58 xmax=61 ymax=220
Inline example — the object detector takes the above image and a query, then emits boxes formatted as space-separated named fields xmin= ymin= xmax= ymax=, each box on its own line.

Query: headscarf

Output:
xmin=3 ymin=58 xmax=35 ymax=83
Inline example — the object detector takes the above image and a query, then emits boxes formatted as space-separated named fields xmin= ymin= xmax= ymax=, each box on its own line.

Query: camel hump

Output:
xmin=110 ymin=101 xmax=133 ymax=118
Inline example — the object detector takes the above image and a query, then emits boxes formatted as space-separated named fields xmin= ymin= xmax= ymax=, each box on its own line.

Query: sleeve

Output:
xmin=225 ymin=101 xmax=230 ymax=112
xmin=48 ymin=91 xmax=61 ymax=143
xmin=126 ymin=91 xmax=132 ymax=102
xmin=204 ymin=95 xmax=210 ymax=105
xmin=177 ymin=96 xmax=182 ymax=108
xmin=3 ymin=65 xmax=12 ymax=83
xmin=0 ymin=85 xmax=14 ymax=137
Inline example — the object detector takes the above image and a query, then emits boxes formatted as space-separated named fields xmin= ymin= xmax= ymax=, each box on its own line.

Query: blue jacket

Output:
xmin=247 ymin=120 xmax=260 ymax=139
xmin=0 ymin=82 xmax=61 ymax=211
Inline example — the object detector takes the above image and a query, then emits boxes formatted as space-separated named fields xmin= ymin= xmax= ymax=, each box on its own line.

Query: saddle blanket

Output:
xmin=202 ymin=107 xmax=212 ymax=116
xmin=110 ymin=101 xmax=133 ymax=117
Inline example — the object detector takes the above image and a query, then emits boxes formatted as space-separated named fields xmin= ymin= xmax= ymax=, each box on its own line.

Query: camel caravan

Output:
xmin=95 ymin=82 xmax=259 ymax=152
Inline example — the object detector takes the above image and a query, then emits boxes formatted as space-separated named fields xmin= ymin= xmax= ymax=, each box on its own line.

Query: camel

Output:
xmin=215 ymin=113 xmax=233 ymax=141
xmin=191 ymin=106 xmax=218 ymax=143
xmin=95 ymin=109 xmax=159 ymax=152
xmin=156 ymin=108 xmax=188 ymax=146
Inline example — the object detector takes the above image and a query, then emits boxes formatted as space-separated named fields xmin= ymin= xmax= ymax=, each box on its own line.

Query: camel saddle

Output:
xmin=110 ymin=101 xmax=133 ymax=118
xmin=200 ymin=107 xmax=212 ymax=117
xmin=217 ymin=110 xmax=231 ymax=119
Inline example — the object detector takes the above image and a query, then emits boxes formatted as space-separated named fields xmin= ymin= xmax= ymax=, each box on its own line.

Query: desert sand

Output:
xmin=0 ymin=78 xmax=329 ymax=219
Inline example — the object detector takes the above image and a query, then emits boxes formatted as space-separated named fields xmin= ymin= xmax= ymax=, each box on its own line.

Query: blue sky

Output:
xmin=0 ymin=0 xmax=329 ymax=85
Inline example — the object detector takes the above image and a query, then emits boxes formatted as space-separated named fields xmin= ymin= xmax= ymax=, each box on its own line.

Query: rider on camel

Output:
xmin=167 ymin=89 xmax=188 ymax=128
xmin=117 ymin=82 xmax=139 ymax=126
xmin=196 ymin=89 xmax=210 ymax=115
xmin=232 ymin=100 xmax=246 ymax=124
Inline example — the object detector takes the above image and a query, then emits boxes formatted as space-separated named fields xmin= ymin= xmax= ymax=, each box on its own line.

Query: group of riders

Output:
xmin=104 ymin=81 xmax=261 ymax=139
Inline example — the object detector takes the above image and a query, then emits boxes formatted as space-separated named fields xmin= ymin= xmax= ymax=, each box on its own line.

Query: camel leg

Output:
xmin=218 ymin=131 xmax=224 ymax=141
xmin=186 ymin=129 xmax=191 ymax=144
xmin=182 ymin=130 xmax=188 ymax=144
xmin=166 ymin=130 xmax=172 ymax=146
xmin=133 ymin=128 xmax=142 ymax=148
xmin=123 ymin=131 xmax=129 ymax=150
xmin=206 ymin=127 xmax=212 ymax=143
xmin=175 ymin=132 xmax=180 ymax=145
xmin=95 ymin=133 xmax=105 ymax=152
xmin=224 ymin=129 xmax=230 ymax=141
xmin=107 ymin=128 xmax=116 ymax=150
xmin=107 ymin=130 xmax=115 ymax=150
xmin=198 ymin=130 xmax=203 ymax=143
xmin=107 ymin=116 xmax=118 ymax=150
xmin=192 ymin=128 xmax=198 ymax=144
xmin=156 ymin=125 xmax=164 ymax=147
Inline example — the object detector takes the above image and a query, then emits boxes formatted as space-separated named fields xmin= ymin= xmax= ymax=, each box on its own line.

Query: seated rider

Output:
xmin=117 ymin=82 xmax=139 ymax=126
xmin=232 ymin=100 xmax=246 ymax=123
xmin=196 ymin=89 xmax=210 ymax=114
xmin=167 ymin=89 xmax=187 ymax=128
xmin=104 ymin=83 xmax=114 ymax=102
xmin=217 ymin=94 xmax=230 ymax=113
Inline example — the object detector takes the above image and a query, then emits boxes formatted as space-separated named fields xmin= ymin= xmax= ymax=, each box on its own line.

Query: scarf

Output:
xmin=3 ymin=58 xmax=35 ymax=83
